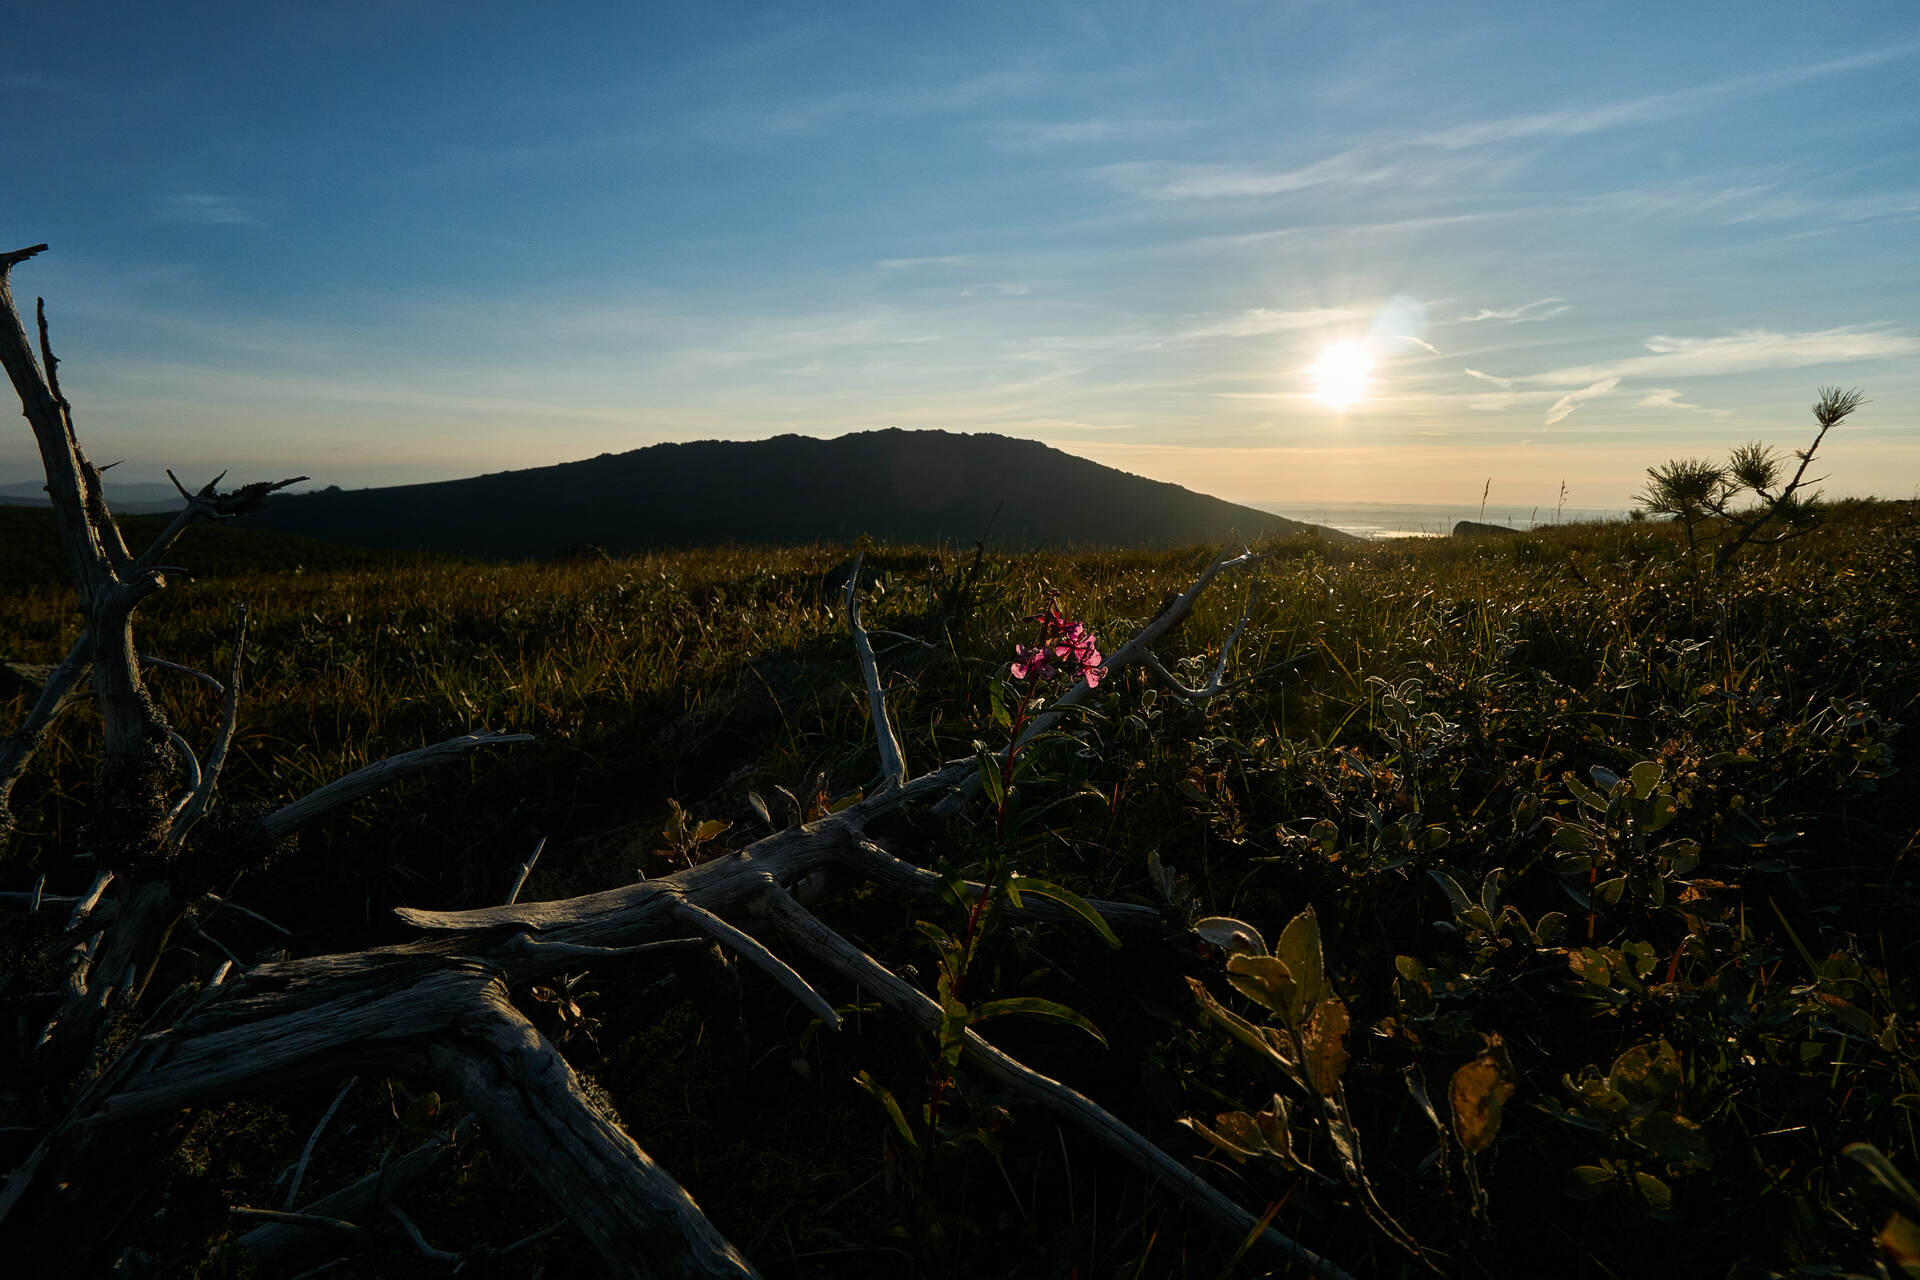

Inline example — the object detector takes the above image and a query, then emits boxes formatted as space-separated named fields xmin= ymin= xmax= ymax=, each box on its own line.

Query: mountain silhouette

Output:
xmin=246 ymin=429 xmax=1341 ymax=556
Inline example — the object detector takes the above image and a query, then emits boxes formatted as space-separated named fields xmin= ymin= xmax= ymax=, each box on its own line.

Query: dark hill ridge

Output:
xmin=248 ymin=429 xmax=1344 ymax=557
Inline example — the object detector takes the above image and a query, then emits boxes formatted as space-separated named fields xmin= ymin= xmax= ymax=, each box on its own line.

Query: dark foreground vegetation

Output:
xmin=5 ymin=494 xmax=1917 ymax=1277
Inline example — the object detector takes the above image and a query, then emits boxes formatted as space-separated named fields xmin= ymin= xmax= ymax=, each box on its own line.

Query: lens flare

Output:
xmin=1310 ymin=341 xmax=1373 ymax=408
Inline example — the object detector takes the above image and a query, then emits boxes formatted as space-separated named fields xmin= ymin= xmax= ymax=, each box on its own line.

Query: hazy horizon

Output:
xmin=3 ymin=2 xmax=1915 ymax=508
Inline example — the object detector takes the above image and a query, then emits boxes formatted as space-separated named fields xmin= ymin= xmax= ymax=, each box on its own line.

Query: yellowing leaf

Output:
xmin=1881 ymin=1212 xmax=1920 ymax=1276
xmin=1450 ymin=1034 xmax=1519 ymax=1154
xmin=1302 ymin=996 xmax=1351 ymax=1095
xmin=1225 ymin=953 xmax=1298 ymax=1020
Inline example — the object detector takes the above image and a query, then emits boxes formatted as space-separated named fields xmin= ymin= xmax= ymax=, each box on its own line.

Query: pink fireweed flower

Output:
xmin=1012 ymin=598 xmax=1105 ymax=686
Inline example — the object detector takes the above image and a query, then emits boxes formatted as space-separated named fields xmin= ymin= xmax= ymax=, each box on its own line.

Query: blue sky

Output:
xmin=2 ymin=1 xmax=1915 ymax=508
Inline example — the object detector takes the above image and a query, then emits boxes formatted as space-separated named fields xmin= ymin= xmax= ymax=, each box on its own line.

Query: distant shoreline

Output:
xmin=1248 ymin=500 xmax=1633 ymax=540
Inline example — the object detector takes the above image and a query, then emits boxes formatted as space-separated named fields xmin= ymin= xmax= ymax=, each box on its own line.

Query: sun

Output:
xmin=1310 ymin=340 xmax=1373 ymax=409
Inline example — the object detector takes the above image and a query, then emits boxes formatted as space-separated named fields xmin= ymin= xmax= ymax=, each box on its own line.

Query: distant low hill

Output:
xmin=243 ymin=430 xmax=1346 ymax=557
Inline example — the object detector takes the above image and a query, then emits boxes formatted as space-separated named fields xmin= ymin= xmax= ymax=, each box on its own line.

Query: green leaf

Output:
xmin=1195 ymin=916 xmax=1267 ymax=957
xmin=1565 ymin=773 xmax=1608 ymax=811
xmin=1007 ymin=875 xmax=1121 ymax=949
xmin=1553 ymin=823 xmax=1597 ymax=851
xmin=853 ymin=1070 xmax=921 ymax=1154
xmin=1608 ymin=1040 xmax=1683 ymax=1114
xmin=1629 ymin=760 xmax=1663 ymax=800
xmin=969 ymin=996 xmax=1107 ymax=1047
xmin=1428 ymin=869 xmax=1474 ymax=918
xmin=1274 ymin=908 xmax=1327 ymax=1019
xmin=1632 ymin=1171 xmax=1672 ymax=1209
xmin=988 ymin=679 xmax=1012 ymax=730
xmin=1631 ymin=1113 xmax=1713 ymax=1172
xmin=974 ymin=744 xmax=1006 ymax=810
xmin=1846 ymin=1143 xmax=1920 ymax=1217
xmin=1645 ymin=793 xmax=1679 ymax=832
xmin=1565 ymin=1164 xmax=1618 ymax=1199
xmin=1186 ymin=977 xmax=1304 ymax=1086
xmin=1480 ymin=866 xmax=1507 ymax=920
xmin=1568 ymin=947 xmax=1612 ymax=987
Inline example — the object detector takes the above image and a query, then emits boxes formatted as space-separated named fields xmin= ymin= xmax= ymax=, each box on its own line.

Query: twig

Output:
xmin=137 ymin=654 xmax=225 ymax=695
xmin=260 ymin=732 xmax=534 ymax=840
xmin=65 ymin=871 xmax=113 ymax=932
xmin=387 ymin=1204 xmax=461 ymax=1262
xmin=844 ymin=554 xmax=908 ymax=790
xmin=285 ymin=1076 xmax=358 ymax=1209
xmin=512 ymin=933 xmax=705 ymax=960
xmin=229 ymin=1206 xmax=369 ymax=1247
xmin=761 ymin=886 xmax=1358 ymax=1280
xmin=672 ymin=894 xmax=841 ymax=1031
xmin=202 ymin=892 xmax=293 ymax=937
xmin=506 ymin=835 xmax=547 ymax=905
xmin=169 ymin=604 xmax=248 ymax=845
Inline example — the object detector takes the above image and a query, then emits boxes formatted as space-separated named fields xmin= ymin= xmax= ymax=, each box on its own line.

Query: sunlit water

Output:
xmin=1249 ymin=501 xmax=1632 ymax=541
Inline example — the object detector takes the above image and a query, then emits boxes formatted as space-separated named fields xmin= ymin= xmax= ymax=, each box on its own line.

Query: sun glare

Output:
xmin=1310 ymin=341 xmax=1373 ymax=409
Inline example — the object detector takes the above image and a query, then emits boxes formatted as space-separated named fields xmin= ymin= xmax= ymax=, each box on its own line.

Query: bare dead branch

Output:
xmin=260 ymin=732 xmax=535 ymax=840
xmin=0 ymin=631 xmax=91 ymax=843
xmin=65 ymin=871 xmax=114 ymax=932
xmin=167 ymin=605 xmax=248 ymax=846
xmin=285 ymin=1076 xmax=357 ymax=1209
xmin=672 ymin=892 xmax=841 ymax=1031
xmin=423 ymin=985 xmax=760 ymax=1279
xmin=505 ymin=834 xmax=547 ymax=905
xmin=844 ymin=553 xmax=909 ymax=790
xmin=240 ymin=1117 xmax=477 ymax=1271
xmin=137 ymin=654 xmax=225 ymax=695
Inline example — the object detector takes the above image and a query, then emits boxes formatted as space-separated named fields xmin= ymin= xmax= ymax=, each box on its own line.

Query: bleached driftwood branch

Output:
xmin=844 ymin=552 xmax=909 ymax=790
xmin=260 ymin=732 xmax=535 ymax=839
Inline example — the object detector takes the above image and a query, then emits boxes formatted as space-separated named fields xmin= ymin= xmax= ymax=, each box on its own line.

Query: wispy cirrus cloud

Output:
xmin=1635 ymin=388 xmax=1732 ymax=418
xmin=157 ymin=192 xmax=260 ymax=226
xmin=1533 ymin=326 xmax=1918 ymax=384
xmin=997 ymin=116 xmax=1195 ymax=149
xmin=1463 ymin=367 xmax=1514 ymax=389
xmin=1176 ymin=306 xmax=1367 ymax=341
xmin=1450 ymin=297 xmax=1567 ymax=324
xmin=1545 ymin=377 xmax=1620 ymax=426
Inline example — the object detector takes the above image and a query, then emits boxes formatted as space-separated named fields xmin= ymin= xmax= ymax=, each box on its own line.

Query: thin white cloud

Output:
xmin=1177 ymin=306 xmax=1367 ymax=341
xmin=1535 ymin=326 xmax=1918 ymax=384
xmin=1545 ymin=377 xmax=1620 ymax=426
xmin=997 ymin=117 xmax=1194 ymax=149
xmin=1636 ymin=388 xmax=1734 ymax=419
xmin=879 ymin=254 xmax=972 ymax=269
xmin=1463 ymin=368 xmax=1514 ymax=389
xmin=1451 ymin=298 xmax=1567 ymax=324
xmin=157 ymin=192 xmax=259 ymax=226
xmin=1104 ymin=151 xmax=1398 ymax=201
xmin=1394 ymin=335 xmax=1441 ymax=355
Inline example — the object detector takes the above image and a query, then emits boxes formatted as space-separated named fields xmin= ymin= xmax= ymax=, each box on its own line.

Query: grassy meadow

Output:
xmin=2 ymin=500 xmax=1917 ymax=1276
